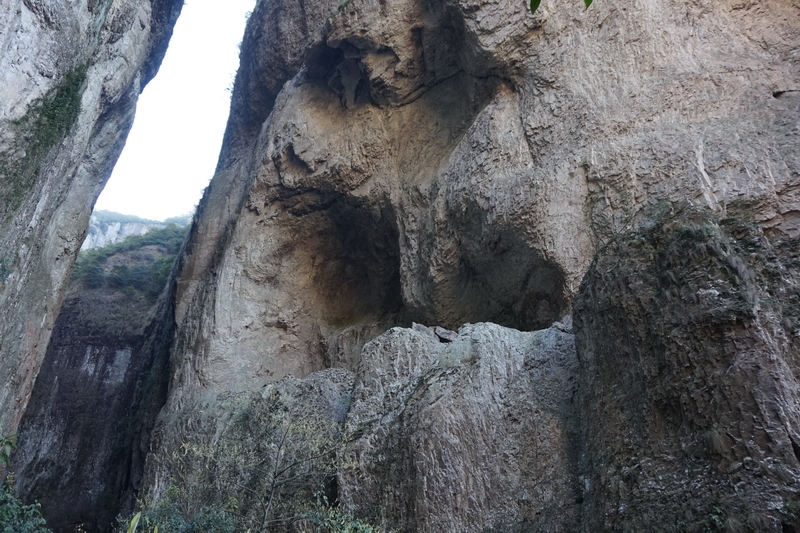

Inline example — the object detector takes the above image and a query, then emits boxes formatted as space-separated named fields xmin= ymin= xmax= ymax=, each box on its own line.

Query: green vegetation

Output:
xmin=118 ymin=494 xmax=235 ymax=533
xmin=0 ymin=472 xmax=50 ymax=533
xmin=71 ymin=224 xmax=187 ymax=298
xmin=0 ymin=425 xmax=16 ymax=470
xmin=0 ymin=487 xmax=50 ymax=533
xmin=301 ymin=495 xmax=384 ymax=533
xmin=0 ymin=64 xmax=88 ymax=217
xmin=119 ymin=489 xmax=382 ymax=533
xmin=118 ymin=388 xmax=384 ymax=532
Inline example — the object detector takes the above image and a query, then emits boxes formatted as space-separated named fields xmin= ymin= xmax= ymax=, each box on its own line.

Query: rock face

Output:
xmin=0 ymin=0 xmax=182 ymax=434
xmin=140 ymin=0 xmax=800 ymax=528
xmin=13 ymin=230 xmax=183 ymax=533
xmin=574 ymin=204 xmax=800 ymax=532
xmin=144 ymin=368 xmax=355 ymax=531
xmin=2 ymin=0 xmax=798 ymax=530
xmin=340 ymin=323 xmax=579 ymax=533
xmin=80 ymin=210 xmax=189 ymax=250
xmin=164 ymin=0 xmax=800 ymax=397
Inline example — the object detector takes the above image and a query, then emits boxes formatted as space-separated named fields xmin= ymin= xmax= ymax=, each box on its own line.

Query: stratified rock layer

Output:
xmin=340 ymin=323 xmax=579 ymax=533
xmin=0 ymin=0 xmax=182 ymax=434
xmin=574 ymin=205 xmax=800 ymax=531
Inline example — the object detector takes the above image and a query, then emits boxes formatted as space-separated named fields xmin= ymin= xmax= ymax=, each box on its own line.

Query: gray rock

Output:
xmin=574 ymin=205 xmax=800 ymax=532
xmin=0 ymin=0 xmax=182 ymax=435
xmin=339 ymin=323 xmax=580 ymax=533
xmin=161 ymin=0 xmax=800 ymax=412
xmin=13 ymin=232 xmax=180 ymax=532
xmin=433 ymin=325 xmax=458 ymax=342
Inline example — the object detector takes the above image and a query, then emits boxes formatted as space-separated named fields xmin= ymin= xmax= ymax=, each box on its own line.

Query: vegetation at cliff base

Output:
xmin=1 ymin=476 xmax=50 ymax=533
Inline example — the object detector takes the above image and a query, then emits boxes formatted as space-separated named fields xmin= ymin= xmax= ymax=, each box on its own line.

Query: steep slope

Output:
xmin=13 ymin=226 xmax=186 ymax=533
xmin=81 ymin=210 xmax=190 ymax=250
xmin=575 ymin=204 xmax=800 ymax=531
xmin=165 ymin=0 xmax=799 ymax=396
xmin=0 ymin=0 xmax=183 ymax=435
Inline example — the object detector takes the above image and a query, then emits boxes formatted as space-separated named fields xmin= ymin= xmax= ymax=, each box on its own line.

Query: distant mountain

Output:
xmin=81 ymin=210 xmax=191 ymax=250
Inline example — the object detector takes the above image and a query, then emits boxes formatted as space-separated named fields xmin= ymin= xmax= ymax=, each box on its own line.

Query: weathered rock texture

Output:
xmin=0 ymin=0 xmax=182 ymax=435
xmin=81 ymin=210 xmax=189 ymax=250
xmin=13 ymin=234 xmax=181 ymax=533
xmin=139 ymin=0 xmax=800 ymax=528
xmin=574 ymin=204 xmax=800 ymax=532
xmin=340 ymin=323 xmax=579 ymax=533
xmin=163 ymin=0 xmax=800 ymax=397
xmin=144 ymin=368 xmax=354 ymax=531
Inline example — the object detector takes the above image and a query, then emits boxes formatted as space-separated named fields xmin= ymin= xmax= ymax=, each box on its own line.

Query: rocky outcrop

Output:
xmin=575 ymin=204 xmax=800 ymax=531
xmin=164 ymin=0 xmax=800 ymax=398
xmin=2 ymin=0 xmax=790 ymax=528
xmin=80 ymin=210 xmax=189 ymax=250
xmin=0 ymin=0 xmax=182 ymax=435
xmin=81 ymin=219 xmax=159 ymax=250
xmin=143 ymin=368 xmax=354 ymax=531
xmin=139 ymin=0 xmax=800 ymax=527
xmin=340 ymin=323 xmax=579 ymax=533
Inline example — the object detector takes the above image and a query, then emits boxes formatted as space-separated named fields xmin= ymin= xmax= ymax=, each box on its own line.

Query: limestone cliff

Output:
xmin=575 ymin=204 xmax=800 ymax=531
xmin=162 ymin=0 xmax=799 ymax=401
xmin=81 ymin=211 xmax=190 ymax=250
xmin=0 ymin=0 xmax=182 ymax=435
xmin=3 ymin=0 xmax=800 ymax=531
xmin=137 ymin=0 xmax=800 ymax=530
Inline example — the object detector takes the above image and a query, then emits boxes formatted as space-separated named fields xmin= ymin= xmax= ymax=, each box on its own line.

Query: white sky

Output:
xmin=94 ymin=0 xmax=256 ymax=221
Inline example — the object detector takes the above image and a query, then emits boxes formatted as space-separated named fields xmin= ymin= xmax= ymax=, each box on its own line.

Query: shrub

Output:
xmin=71 ymin=224 xmax=188 ymax=297
xmin=117 ymin=494 xmax=235 ymax=533
xmin=0 ymin=485 xmax=51 ymax=533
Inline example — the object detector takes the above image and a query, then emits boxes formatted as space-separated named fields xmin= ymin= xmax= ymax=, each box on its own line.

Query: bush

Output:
xmin=0 ymin=486 xmax=51 ymax=533
xmin=117 ymin=488 xmax=235 ymax=533
xmin=71 ymin=224 xmax=188 ymax=297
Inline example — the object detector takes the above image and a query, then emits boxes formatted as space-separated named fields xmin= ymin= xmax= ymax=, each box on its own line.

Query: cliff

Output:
xmin=3 ymin=0 xmax=800 ymax=531
xmin=135 ymin=0 xmax=800 ymax=530
xmin=0 ymin=0 xmax=182 ymax=435
xmin=13 ymin=225 xmax=186 ymax=533
xmin=80 ymin=211 xmax=190 ymax=250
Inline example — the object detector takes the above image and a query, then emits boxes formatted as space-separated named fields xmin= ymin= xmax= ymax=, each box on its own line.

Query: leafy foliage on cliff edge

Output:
xmin=71 ymin=223 xmax=188 ymax=298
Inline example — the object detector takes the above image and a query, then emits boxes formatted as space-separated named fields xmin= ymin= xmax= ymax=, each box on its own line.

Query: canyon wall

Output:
xmin=160 ymin=0 xmax=800 ymax=406
xmin=2 ymin=0 xmax=798 ymax=530
xmin=575 ymin=203 xmax=800 ymax=530
xmin=138 ymin=0 xmax=800 ymax=529
xmin=0 ymin=0 xmax=182 ymax=435
xmin=13 ymin=226 xmax=185 ymax=532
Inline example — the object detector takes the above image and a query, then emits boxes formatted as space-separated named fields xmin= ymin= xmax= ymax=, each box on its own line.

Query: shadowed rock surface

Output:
xmin=13 ymin=229 xmax=184 ymax=533
xmin=574 ymin=204 xmax=800 ymax=532
xmin=0 ymin=0 xmax=183 ymax=435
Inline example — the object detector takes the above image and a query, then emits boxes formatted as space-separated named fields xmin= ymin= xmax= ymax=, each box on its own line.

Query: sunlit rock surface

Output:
xmin=140 ymin=0 xmax=800 ymax=526
xmin=340 ymin=323 xmax=579 ymax=532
